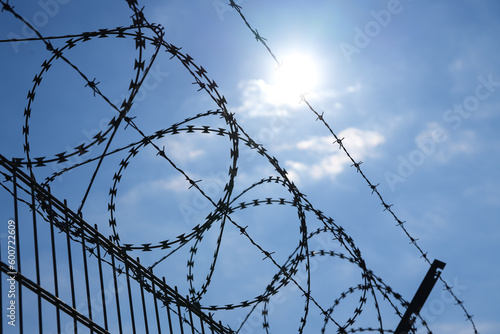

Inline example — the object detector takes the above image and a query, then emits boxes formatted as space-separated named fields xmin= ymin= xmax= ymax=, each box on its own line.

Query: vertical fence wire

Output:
xmin=137 ymin=258 xmax=150 ymax=334
xmin=29 ymin=176 xmax=43 ymax=333
xmin=151 ymin=269 xmax=162 ymax=334
xmin=125 ymin=257 xmax=137 ymax=334
xmin=81 ymin=220 xmax=94 ymax=333
xmin=95 ymin=224 xmax=109 ymax=331
xmin=64 ymin=199 xmax=78 ymax=334
xmin=110 ymin=242 xmax=124 ymax=334
xmin=164 ymin=276 xmax=175 ymax=334
xmin=48 ymin=186 xmax=62 ymax=333
xmin=175 ymin=286 xmax=186 ymax=334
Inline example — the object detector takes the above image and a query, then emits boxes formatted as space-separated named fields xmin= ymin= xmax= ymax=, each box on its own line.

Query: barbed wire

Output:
xmin=0 ymin=0 xmax=476 ymax=333
xmin=227 ymin=1 xmax=478 ymax=333
xmin=0 ymin=154 xmax=233 ymax=333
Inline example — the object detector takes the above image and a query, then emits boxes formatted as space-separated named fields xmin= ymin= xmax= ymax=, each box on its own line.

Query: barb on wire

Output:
xmin=225 ymin=2 xmax=478 ymax=333
xmin=0 ymin=1 xmax=479 ymax=333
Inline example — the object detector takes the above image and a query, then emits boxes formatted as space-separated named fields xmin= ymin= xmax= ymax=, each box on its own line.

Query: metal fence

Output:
xmin=0 ymin=154 xmax=233 ymax=334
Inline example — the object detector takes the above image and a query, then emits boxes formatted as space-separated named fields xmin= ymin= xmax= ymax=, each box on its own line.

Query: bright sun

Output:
xmin=271 ymin=53 xmax=319 ymax=103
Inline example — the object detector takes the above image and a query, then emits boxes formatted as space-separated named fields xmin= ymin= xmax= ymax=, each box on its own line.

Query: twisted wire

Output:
xmin=227 ymin=2 xmax=478 ymax=332
xmin=0 ymin=0 xmax=477 ymax=332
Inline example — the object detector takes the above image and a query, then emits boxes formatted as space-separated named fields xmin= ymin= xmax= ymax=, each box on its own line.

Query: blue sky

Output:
xmin=1 ymin=0 xmax=499 ymax=333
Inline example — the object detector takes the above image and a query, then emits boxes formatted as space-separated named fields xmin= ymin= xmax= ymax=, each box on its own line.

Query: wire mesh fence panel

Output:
xmin=0 ymin=155 xmax=233 ymax=334
xmin=0 ymin=1 xmax=482 ymax=333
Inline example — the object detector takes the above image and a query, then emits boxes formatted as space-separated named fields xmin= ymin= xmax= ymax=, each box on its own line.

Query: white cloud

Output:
xmin=345 ymin=82 xmax=362 ymax=93
xmin=428 ymin=321 xmax=499 ymax=334
xmin=462 ymin=182 xmax=500 ymax=206
xmin=443 ymin=131 xmax=475 ymax=157
xmin=159 ymin=137 xmax=205 ymax=162
xmin=234 ymin=79 xmax=299 ymax=117
xmin=284 ymin=128 xmax=385 ymax=183
xmin=448 ymin=58 xmax=465 ymax=73
xmin=119 ymin=174 xmax=191 ymax=205
xmin=234 ymin=79 xmax=361 ymax=118
xmin=415 ymin=122 xmax=446 ymax=144
xmin=414 ymin=122 xmax=476 ymax=164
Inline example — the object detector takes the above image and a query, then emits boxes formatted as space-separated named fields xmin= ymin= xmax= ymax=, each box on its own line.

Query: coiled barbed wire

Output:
xmin=0 ymin=0 xmax=476 ymax=333
xmin=227 ymin=1 xmax=478 ymax=333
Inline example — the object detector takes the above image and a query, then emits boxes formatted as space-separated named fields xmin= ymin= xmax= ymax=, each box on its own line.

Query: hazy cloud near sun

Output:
xmin=234 ymin=79 xmax=361 ymax=117
xmin=229 ymin=78 xmax=383 ymax=184
xmin=233 ymin=79 xmax=300 ymax=117
xmin=284 ymin=128 xmax=385 ymax=183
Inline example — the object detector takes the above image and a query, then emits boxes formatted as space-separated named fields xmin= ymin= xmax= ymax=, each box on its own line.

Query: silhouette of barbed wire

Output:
xmin=0 ymin=0 xmax=477 ymax=333
xmin=227 ymin=2 xmax=478 ymax=333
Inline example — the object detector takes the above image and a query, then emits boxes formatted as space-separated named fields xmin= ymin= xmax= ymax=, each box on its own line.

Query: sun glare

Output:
xmin=271 ymin=53 xmax=320 ymax=103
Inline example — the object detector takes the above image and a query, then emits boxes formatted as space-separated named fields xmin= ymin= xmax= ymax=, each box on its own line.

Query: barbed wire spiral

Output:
xmin=0 ymin=0 xmax=478 ymax=333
